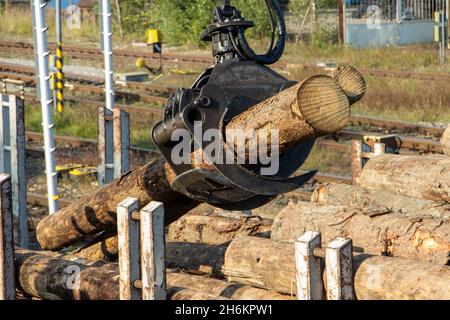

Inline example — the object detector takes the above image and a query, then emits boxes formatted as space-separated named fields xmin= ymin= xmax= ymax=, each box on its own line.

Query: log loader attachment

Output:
xmin=152 ymin=0 xmax=318 ymax=211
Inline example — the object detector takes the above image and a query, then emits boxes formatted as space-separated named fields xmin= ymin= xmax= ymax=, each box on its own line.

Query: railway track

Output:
xmin=1 ymin=61 xmax=445 ymax=155
xmin=0 ymin=40 xmax=212 ymax=66
xmin=0 ymin=62 xmax=173 ymax=104
xmin=1 ymin=60 xmax=447 ymax=136
xmin=2 ymin=40 xmax=450 ymax=82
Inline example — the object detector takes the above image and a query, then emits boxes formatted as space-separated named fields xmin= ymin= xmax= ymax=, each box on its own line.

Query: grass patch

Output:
xmin=300 ymin=145 xmax=351 ymax=176
xmin=26 ymin=102 xmax=97 ymax=139
xmin=283 ymin=42 xmax=450 ymax=73
xmin=26 ymin=101 xmax=159 ymax=149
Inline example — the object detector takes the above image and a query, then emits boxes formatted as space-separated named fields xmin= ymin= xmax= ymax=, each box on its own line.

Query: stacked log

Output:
xmin=312 ymin=183 xmax=450 ymax=219
xmin=270 ymin=201 xmax=450 ymax=265
xmin=167 ymin=212 xmax=272 ymax=245
xmin=14 ymin=249 xmax=288 ymax=300
xmin=74 ymin=212 xmax=272 ymax=261
xmin=358 ymin=154 xmax=450 ymax=203
xmin=443 ymin=127 xmax=450 ymax=156
xmin=15 ymin=238 xmax=450 ymax=300
xmin=168 ymin=272 xmax=289 ymax=300
xmin=221 ymin=236 xmax=450 ymax=300
xmin=36 ymin=74 xmax=351 ymax=252
xmin=75 ymin=240 xmax=227 ymax=276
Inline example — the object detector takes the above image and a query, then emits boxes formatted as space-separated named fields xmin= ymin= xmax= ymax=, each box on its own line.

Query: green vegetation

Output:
xmin=2 ymin=1 xmax=449 ymax=147
xmin=149 ymin=0 xmax=274 ymax=46
xmin=25 ymin=102 xmax=157 ymax=149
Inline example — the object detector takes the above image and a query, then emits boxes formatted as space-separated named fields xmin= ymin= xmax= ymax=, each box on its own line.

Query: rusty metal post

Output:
xmin=117 ymin=197 xmax=141 ymax=300
xmin=97 ymin=106 xmax=114 ymax=187
xmin=140 ymin=201 xmax=166 ymax=300
xmin=8 ymin=96 xmax=27 ymax=248
xmin=325 ymin=237 xmax=354 ymax=300
xmin=338 ymin=0 xmax=345 ymax=44
xmin=0 ymin=174 xmax=15 ymax=300
xmin=113 ymin=108 xmax=130 ymax=178
xmin=295 ymin=231 xmax=323 ymax=300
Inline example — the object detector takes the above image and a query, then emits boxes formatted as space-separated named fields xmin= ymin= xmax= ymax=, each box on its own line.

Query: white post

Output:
xmin=373 ymin=142 xmax=386 ymax=156
xmin=98 ymin=0 xmax=115 ymax=187
xmin=32 ymin=0 xmax=59 ymax=213
xmin=295 ymin=231 xmax=323 ymax=300
xmin=117 ymin=197 xmax=141 ymax=300
xmin=325 ymin=237 xmax=354 ymax=300
xmin=0 ymin=174 xmax=15 ymax=300
xmin=140 ymin=201 xmax=166 ymax=300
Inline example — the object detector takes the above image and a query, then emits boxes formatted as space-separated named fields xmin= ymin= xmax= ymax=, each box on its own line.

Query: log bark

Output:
xmin=168 ymin=272 xmax=290 ymax=300
xmin=167 ymin=212 xmax=272 ymax=245
xmin=15 ymin=248 xmax=121 ymax=300
xmin=36 ymin=159 xmax=199 ymax=251
xmin=14 ymin=248 xmax=284 ymax=300
xmin=36 ymin=74 xmax=351 ymax=251
xmin=353 ymin=254 xmax=450 ymax=300
xmin=227 ymin=75 xmax=350 ymax=154
xmin=442 ymin=127 xmax=450 ymax=156
xmin=271 ymin=201 xmax=450 ymax=265
xmin=223 ymin=236 xmax=297 ymax=295
xmin=358 ymin=154 xmax=450 ymax=203
xmin=222 ymin=236 xmax=450 ymax=299
xmin=312 ymin=183 xmax=450 ymax=219
xmin=75 ymin=240 xmax=227 ymax=277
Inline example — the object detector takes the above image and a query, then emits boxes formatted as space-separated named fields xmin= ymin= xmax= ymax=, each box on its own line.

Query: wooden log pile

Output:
xmin=311 ymin=183 xmax=450 ymax=219
xmin=358 ymin=154 xmax=450 ymax=203
xmin=222 ymin=236 xmax=450 ymax=300
xmin=13 ymin=237 xmax=450 ymax=300
xmin=167 ymin=212 xmax=272 ymax=245
xmin=14 ymin=248 xmax=288 ymax=300
xmin=36 ymin=74 xmax=351 ymax=252
xmin=9 ymin=66 xmax=450 ymax=300
xmin=271 ymin=201 xmax=450 ymax=265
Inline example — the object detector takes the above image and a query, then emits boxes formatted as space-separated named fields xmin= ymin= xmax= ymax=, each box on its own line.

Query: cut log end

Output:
xmin=298 ymin=75 xmax=350 ymax=134
xmin=328 ymin=64 xmax=366 ymax=105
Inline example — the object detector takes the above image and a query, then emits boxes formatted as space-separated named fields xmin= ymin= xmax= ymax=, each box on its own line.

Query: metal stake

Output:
xmin=32 ymin=0 xmax=59 ymax=214
xmin=0 ymin=95 xmax=28 ymax=248
xmin=0 ymin=174 xmax=15 ymax=300
xmin=98 ymin=0 xmax=115 ymax=187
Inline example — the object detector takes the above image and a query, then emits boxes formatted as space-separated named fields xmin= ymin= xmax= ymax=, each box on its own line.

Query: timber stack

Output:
xmin=3 ymin=66 xmax=450 ymax=301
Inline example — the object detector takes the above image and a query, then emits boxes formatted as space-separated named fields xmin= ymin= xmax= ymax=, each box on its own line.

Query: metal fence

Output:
xmin=346 ymin=0 xmax=447 ymax=24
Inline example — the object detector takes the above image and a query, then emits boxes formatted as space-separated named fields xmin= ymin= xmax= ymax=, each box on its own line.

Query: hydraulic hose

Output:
xmin=235 ymin=0 xmax=286 ymax=65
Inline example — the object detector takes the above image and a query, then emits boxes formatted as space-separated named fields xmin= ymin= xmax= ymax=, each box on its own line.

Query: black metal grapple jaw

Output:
xmin=151 ymin=1 xmax=316 ymax=210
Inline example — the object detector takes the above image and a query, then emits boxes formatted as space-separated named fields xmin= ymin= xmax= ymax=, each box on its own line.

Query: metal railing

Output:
xmin=345 ymin=0 xmax=447 ymax=24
